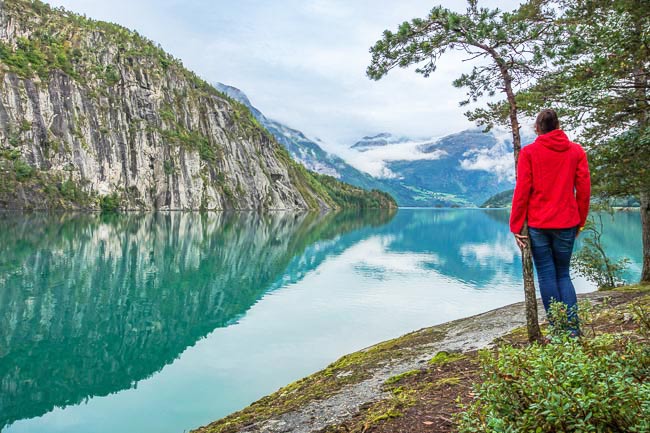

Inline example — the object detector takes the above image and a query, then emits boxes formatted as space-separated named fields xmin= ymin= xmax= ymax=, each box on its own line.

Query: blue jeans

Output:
xmin=528 ymin=226 xmax=579 ymax=334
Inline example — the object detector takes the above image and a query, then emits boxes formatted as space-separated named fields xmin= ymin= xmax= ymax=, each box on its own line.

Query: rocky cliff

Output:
xmin=0 ymin=0 xmax=395 ymax=210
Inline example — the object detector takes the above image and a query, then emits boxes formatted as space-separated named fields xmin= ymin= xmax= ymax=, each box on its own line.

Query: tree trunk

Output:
xmin=633 ymin=40 xmax=649 ymax=282
xmin=520 ymin=223 xmax=541 ymax=340
xmin=641 ymin=191 xmax=650 ymax=282
xmin=500 ymin=62 xmax=542 ymax=343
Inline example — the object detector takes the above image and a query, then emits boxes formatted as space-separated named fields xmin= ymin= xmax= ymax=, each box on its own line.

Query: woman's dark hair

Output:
xmin=535 ymin=109 xmax=560 ymax=134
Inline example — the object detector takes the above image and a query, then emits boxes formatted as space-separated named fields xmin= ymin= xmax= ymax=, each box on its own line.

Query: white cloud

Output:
xmin=460 ymin=145 xmax=515 ymax=182
xmin=458 ymin=125 xmax=536 ymax=181
xmin=331 ymin=138 xmax=447 ymax=178
xmin=344 ymin=235 xmax=443 ymax=275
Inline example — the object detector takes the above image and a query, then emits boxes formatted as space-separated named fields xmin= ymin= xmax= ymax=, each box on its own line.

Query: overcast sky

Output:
xmin=47 ymin=0 xmax=523 ymax=151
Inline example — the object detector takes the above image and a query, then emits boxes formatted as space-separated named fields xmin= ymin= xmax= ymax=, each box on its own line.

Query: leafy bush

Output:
xmin=59 ymin=179 xmax=85 ymax=202
xmin=20 ymin=119 xmax=32 ymax=132
xmin=163 ymin=160 xmax=174 ymax=175
xmin=104 ymin=65 xmax=120 ymax=85
xmin=546 ymin=301 xmax=581 ymax=339
xmin=99 ymin=192 xmax=121 ymax=212
xmin=456 ymin=334 xmax=650 ymax=432
xmin=14 ymin=159 xmax=34 ymax=180
xmin=572 ymin=214 xmax=629 ymax=289
xmin=2 ymin=149 xmax=21 ymax=161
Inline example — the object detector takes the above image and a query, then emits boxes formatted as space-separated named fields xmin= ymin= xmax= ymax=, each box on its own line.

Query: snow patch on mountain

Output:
xmin=351 ymin=133 xmax=412 ymax=151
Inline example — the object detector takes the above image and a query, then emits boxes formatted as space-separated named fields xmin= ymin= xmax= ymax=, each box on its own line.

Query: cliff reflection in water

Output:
xmin=0 ymin=210 xmax=395 ymax=429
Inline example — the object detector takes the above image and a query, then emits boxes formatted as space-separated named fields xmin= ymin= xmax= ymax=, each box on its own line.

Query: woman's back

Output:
xmin=514 ymin=129 xmax=590 ymax=231
xmin=509 ymin=108 xmax=591 ymax=337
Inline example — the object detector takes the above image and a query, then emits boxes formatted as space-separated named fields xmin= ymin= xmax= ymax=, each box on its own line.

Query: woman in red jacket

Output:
xmin=510 ymin=109 xmax=591 ymax=335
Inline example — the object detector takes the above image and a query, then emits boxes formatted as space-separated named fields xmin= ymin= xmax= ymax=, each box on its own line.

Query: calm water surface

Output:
xmin=0 ymin=209 xmax=642 ymax=433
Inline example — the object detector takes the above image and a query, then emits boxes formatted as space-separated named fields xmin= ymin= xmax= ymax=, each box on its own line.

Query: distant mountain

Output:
xmin=351 ymin=133 xmax=411 ymax=152
xmin=214 ymin=83 xmax=416 ymax=199
xmin=480 ymin=190 xmax=642 ymax=209
xmin=347 ymin=129 xmax=535 ymax=206
xmin=481 ymin=189 xmax=514 ymax=208
xmin=215 ymin=83 xmax=533 ymax=207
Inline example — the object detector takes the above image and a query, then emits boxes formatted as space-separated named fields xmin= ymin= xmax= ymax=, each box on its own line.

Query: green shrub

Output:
xmin=572 ymin=214 xmax=630 ymax=289
xmin=159 ymin=107 xmax=176 ymax=123
xmin=104 ymin=65 xmax=120 ymax=86
xmin=14 ymin=159 xmax=34 ymax=180
xmin=8 ymin=132 xmax=22 ymax=147
xmin=20 ymin=119 xmax=32 ymax=132
xmin=456 ymin=335 xmax=650 ymax=432
xmin=546 ymin=301 xmax=580 ymax=339
xmin=99 ymin=192 xmax=121 ymax=212
xmin=59 ymin=179 xmax=83 ymax=201
xmin=2 ymin=149 xmax=21 ymax=160
xmin=163 ymin=160 xmax=174 ymax=175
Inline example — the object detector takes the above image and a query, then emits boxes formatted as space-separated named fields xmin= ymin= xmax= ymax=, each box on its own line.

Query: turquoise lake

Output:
xmin=0 ymin=209 xmax=643 ymax=433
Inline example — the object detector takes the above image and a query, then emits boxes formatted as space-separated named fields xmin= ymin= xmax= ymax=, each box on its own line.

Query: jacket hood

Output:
xmin=535 ymin=129 xmax=572 ymax=152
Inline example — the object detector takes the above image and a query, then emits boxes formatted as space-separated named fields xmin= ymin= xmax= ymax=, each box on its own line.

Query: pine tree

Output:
xmin=367 ymin=0 xmax=558 ymax=342
xmin=526 ymin=0 xmax=650 ymax=282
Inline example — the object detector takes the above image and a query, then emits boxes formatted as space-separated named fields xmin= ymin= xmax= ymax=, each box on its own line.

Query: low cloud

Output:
xmin=460 ymin=146 xmax=515 ymax=183
xmin=458 ymin=126 xmax=535 ymax=182
xmin=332 ymin=139 xmax=447 ymax=178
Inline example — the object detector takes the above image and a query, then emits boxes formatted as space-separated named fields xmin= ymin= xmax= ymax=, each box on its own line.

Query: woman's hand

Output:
xmin=514 ymin=233 xmax=528 ymax=249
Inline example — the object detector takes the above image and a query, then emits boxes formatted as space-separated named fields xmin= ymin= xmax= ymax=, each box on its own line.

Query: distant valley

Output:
xmin=216 ymin=83 xmax=529 ymax=207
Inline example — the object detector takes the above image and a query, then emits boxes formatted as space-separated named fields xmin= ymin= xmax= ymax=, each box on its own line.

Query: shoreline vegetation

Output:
xmin=479 ymin=189 xmax=642 ymax=210
xmin=193 ymin=285 xmax=649 ymax=433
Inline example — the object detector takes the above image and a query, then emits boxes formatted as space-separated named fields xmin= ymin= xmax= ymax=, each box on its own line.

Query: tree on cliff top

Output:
xmin=367 ymin=0 xmax=559 ymax=342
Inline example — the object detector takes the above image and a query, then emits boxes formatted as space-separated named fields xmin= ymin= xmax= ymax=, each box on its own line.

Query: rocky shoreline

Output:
xmin=192 ymin=290 xmax=626 ymax=433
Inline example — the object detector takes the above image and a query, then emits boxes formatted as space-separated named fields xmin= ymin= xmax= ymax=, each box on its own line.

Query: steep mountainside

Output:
xmin=214 ymin=83 xmax=394 ymax=192
xmin=0 ymin=0 xmax=395 ymax=210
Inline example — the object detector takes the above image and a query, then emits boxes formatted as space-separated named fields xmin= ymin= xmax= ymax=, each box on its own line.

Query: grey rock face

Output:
xmin=0 ymin=2 xmax=322 ymax=210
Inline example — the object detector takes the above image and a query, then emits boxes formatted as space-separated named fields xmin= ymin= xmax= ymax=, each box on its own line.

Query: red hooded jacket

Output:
xmin=510 ymin=129 xmax=590 ymax=234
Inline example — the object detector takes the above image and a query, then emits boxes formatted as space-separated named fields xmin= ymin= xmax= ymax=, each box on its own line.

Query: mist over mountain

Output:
xmin=215 ymin=82 xmax=403 ymax=195
xmin=346 ymin=129 xmax=534 ymax=206
xmin=215 ymin=83 xmax=530 ymax=207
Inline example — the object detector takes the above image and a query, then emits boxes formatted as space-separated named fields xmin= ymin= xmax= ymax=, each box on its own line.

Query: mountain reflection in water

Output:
xmin=0 ymin=209 xmax=641 ymax=433
xmin=0 ymin=210 xmax=395 ymax=429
